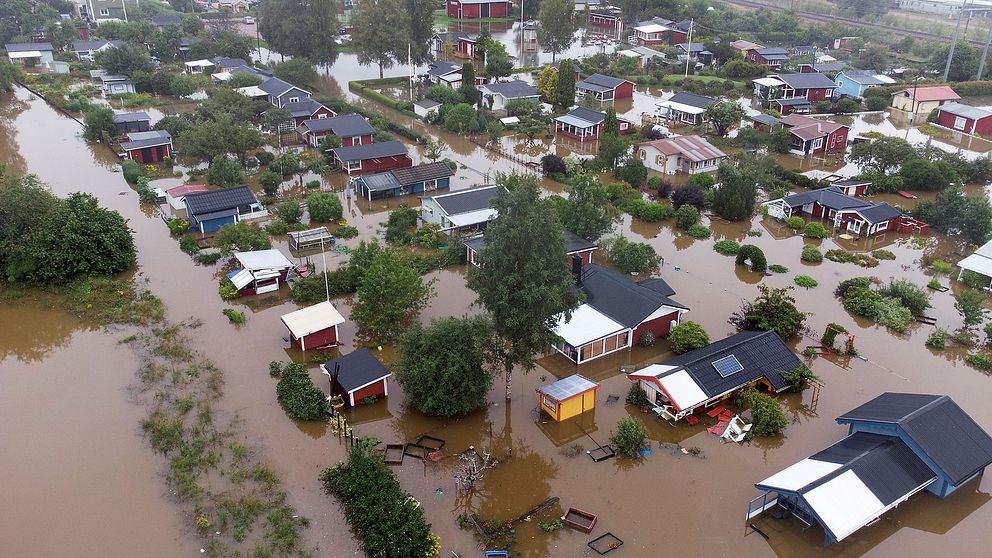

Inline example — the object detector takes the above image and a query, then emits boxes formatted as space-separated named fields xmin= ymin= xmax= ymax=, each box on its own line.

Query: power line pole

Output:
xmin=978 ymin=14 xmax=992 ymax=79
xmin=943 ymin=0 xmax=970 ymax=81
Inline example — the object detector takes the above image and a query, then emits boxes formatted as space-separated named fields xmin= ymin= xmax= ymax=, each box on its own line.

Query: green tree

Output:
xmin=741 ymin=388 xmax=787 ymax=436
xmin=94 ymin=43 xmax=153 ymax=75
xmin=556 ymin=59 xmax=576 ymax=108
xmin=850 ymin=136 xmax=918 ymax=173
xmin=443 ymin=103 xmax=478 ymax=133
xmin=259 ymin=170 xmax=283 ymax=196
xmin=407 ymin=0 xmax=437 ymax=65
xmin=423 ymin=139 xmax=446 ymax=162
xmin=537 ymin=0 xmax=576 ymax=63
xmin=931 ymin=41 xmax=979 ymax=82
xmin=259 ymin=0 xmax=340 ymax=65
xmin=485 ymin=41 xmax=514 ymax=80
xmin=82 ymin=106 xmax=115 ymax=142
xmin=206 ymin=155 xmax=246 ymax=188
xmin=181 ymin=15 xmax=204 ymax=36
xmin=596 ymin=107 xmax=627 ymax=168
xmin=611 ymin=416 xmax=648 ymax=458
xmin=955 ymin=291 xmax=987 ymax=329
xmin=352 ymin=250 xmax=435 ymax=343
xmin=602 ymin=235 xmax=659 ymax=273
xmin=466 ymin=174 xmax=580 ymax=399
xmin=731 ymin=285 xmax=807 ymax=340
xmin=562 ymin=174 xmax=617 ymax=240
xmin=152 ymin=25 xmax=182 ymax=61
xmin=350 ymin=0 xmax=407 ymax=78
xmin=213 ymin=222 xmax=272 ymax=255
xmin=273 ymin=57 xmax=320 ymax=86
xmin=177 ymin=114 xmax=263 ymax=162
xmin=276 ymin=363 xmax=329 ymax=420
xmin=899 ymin=158 xmax=955 ymax=191
xmin=613 ymin=157 xmax=647 ymax=187
xmin=307 ymin=192 xmax=343 ymax=222
xmin=0 ymin=61 xmax=23 ymax=93
xmin=226 ymin=72 xmax=264 ymax=89
xmin=276 ymin=200 xmax=304 ymax=224
xmin=675 ymin=204 xmax=698 ymax=230
xmin=536 ymin=65 xmax=558 ymax=104
xmin=704 ymin=101 xmax=746 ymax=136
xmin=712 ymin=163 xmax=757 ymax=221
xmin=668 ymin=321 xmax=710 ymax=354
xmin=395 ymin=315 xmax=495 ymax=416
xmin=459 ymin=62 xmax=478 ymax=105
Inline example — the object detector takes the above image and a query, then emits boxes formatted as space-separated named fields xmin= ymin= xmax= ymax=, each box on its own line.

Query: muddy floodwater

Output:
xmin=4 ymin=43 xmax=992 ymax=557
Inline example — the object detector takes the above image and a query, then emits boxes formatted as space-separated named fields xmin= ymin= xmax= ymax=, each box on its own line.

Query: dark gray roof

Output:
xmin=751 ymin=114 xmax=782 ymax=126
xmin=283 ymin=99 xmax=327 ymax=118
xmin=331 ymin=140 xmax=408 ymax=162
xmin=579 ymin=73 xmax=630 ymax=91
xmin=668 ymin=92 xmax=715 ymax=109
xmin=839 ymin=69 xmax=888 ymax=85
xmin=837 ymin=393 xmax=992 ymax=485
xmin=359 ymin=172 xmax=402 ymax=192
xmin=211 ymin=56 xmax=249 ymax=69
xmin=180 ymin=37 xmax=199 ymax=48
xmin=855 ymin=202 xmax=901 ymax=224
xmin=482 ymin=80 xmax=538 ymax=99
xmin=579 ymin=264 xmax=687 ymax=328
xmin=782 ymin=186 xmax=868 ymax=211
xmin=119 ymin=130 xmax=172 ymax=150
xmin=5 ymin=42 xmax=54 ymax=52
xmin=754 ymin=47 xmax=789 ymax=60
xmin=810 ymin=433 xmax=937 ymax=504
xmin=302 ymin=114 xmax=374 ymax=136
xmin=390 ymin=161 xmax=454 ymax=185
xmin=833 ymin=178 xmax=871 ymax=188
xmin=112 ymin=111 xmax=150 ymax=123
xmin=432 ymin=185 xmax=499 ymax=215
xmin=427 ymin=61 xmax=461 ymax=76
xmin=150 ymin=15 xmax=182 ymax=26
xmin=183 ymin=185 xmax=258 ymax=217
xmin=637 ymin=277 xmax=676 ymax=297
xmin=774 ymin=97 xmax=812 ymax=107
xmin=776 ymin=72 xmax=837 ymax=90
xmin=466 ymin=230 xmax=595 ymax=255
xmin=259 ymin=76 xmax=301 ymax=97
xmin=677 ymin=42 xmax=709 ymax=53
xmin=324 ymin=348 xmax=391 ymax=393
xmin=803 ymin=62 xmax=847 ymax=73
xmin=433 ymin=31 xmax=470 ymax=43
xmin=660 ymin=330 xmax=800 ymax=395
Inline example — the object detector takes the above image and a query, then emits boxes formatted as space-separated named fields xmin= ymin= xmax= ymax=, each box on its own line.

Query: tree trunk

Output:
xmin=504 ymin=363 xmax=512 ymax=400
xmin=379 ymin=63 xmax=384 ymax=79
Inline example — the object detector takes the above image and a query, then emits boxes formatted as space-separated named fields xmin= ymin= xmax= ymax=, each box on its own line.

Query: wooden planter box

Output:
xmin=562 ymin=507 xmax=598 ymax=533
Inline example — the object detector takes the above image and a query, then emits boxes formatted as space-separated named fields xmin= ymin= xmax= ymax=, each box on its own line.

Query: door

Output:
xmin=481 ymin=2 xmax=489 ymax=17
xmin=847 ymin=219 xmax=863 ymax=234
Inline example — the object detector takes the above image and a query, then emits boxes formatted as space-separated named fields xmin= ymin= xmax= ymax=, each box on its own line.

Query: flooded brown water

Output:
xmin=4 ymin=47 xmax=992 ymax=558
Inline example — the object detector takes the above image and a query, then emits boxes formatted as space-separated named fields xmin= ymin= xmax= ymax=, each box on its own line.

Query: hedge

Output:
xmin=275 ymin=363 xmax=329 ymax=421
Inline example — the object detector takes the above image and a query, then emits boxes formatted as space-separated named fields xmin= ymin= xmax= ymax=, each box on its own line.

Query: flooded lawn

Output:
xmin=4 ymin=45 xmax=992 ymax=557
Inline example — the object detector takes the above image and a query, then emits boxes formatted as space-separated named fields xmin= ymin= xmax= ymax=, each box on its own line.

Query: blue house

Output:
xmin=258 ymin=76 xmax=311 ymax=109
xmin=184 ymin=185 xmax=265 ymax=233
xmin=748 ymin=393 xmax=992 ymax=546
xmin=833 ymin=69 xmax=894 ymax=99
xmin=355 ymin=161 xmax=454 ymax=200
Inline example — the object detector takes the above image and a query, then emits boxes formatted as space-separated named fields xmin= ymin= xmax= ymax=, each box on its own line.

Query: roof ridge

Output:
xmin=798 ymin=435 xmax=900 ymax=494
xmin=898 ymin=394 xmax=948 ymax=424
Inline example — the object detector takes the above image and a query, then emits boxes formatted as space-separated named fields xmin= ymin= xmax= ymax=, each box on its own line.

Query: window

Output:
xmin=346 ymin=161 xmax=361 ymax=171
xmin=352 ymin=136 xmax=362 ymax=144
xmin=100 ymin=8 xmax=110 ymax=15
xmin=812 ymin=137 xmax=824 ymax=149
xmin=954 ymin=116 xmax=966 ymax=130
xmin=656 ymin=155 xmax=662 ymax=165
xmin=288 ymin=97 xmax=300 ymax=103
xmin=543 ymin=395 xmax=557 ymax=413
xmin=317 ymin=113 xmax=327 ymax=119
xmin=639 ymin=149 xmax=646 ymax=160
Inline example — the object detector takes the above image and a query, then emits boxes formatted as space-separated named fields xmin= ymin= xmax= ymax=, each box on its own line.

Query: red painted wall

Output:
xmin=127 ymin=144 xmax=171 ymax=163
xmin=342 ymin=154 xmax=413 ymax=175
xmin=342 ymin=134 xmax=374 ymax=147
xmin=805 ymin=88 xmax=833 ymax=101
xmin=350 ymin=380 xmax=386 ymax=406
xmin=293 ymin=326 xmax=338 ymax=350
xmin=447 ymin=0 xmax=509 ymax=18
xmin=936 ymin=110 xmax=992 ymax=134
xmin=669 ymin=30 xmax=687 ymax=45
xmin=614 ymin=81 xmax=634 ymax=99
xmin=632 ymin=310 xmax=680 ymax=341
xmin=294 ymin=107 xmax=336 ymax=128
xmin=826 ymin=127 xmax=848 ymax=152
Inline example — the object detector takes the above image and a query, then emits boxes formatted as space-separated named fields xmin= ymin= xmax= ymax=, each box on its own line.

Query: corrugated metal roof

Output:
xmin=331 ymin=140 xmax=408 ymax=162
xmin=638 ymin=135 xmax=728 ymax=163
xmin=390 ymin=161 xmax=454 ymax=185
xmin=429 ymin=185 xmax=499 ymax=216
xmin=938 ymin=102 xmax=992 ymax=121
xmin=537 ymin=374 xmax=598 ymax=401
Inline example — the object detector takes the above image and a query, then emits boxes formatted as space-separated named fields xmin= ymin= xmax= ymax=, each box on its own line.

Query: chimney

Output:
xmin=571 ymin=254 xmax=583 ymax=286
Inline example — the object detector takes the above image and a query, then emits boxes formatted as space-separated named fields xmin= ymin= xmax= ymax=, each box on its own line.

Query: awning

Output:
xmin=629 ymin=364 xmax=707 ymax=411
xmin=657 ymin=100 xmax=707 ymax=115
xmin=445 ymin=208 xmax=498 ymax=228
xmin=281 ymin=300 xmax=346 ymax=338
xmin=554 ymin=304 xmax=626 ymax=347
xmin=757 ymin=458 xmax=842 ymax=492
xmin=227 ymin=269 xmax=254 ymax=289
xmin=753 ymin=77 xmax=785 ymax=87
xmin=236 ymin=85 xmax=267 ymax=97
xmin=8 ymin=51 xmax=43 ymax=59
xmin=957 ymin=252 xmax=992 ymax=278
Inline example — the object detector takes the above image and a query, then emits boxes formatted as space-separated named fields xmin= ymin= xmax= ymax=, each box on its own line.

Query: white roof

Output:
xmin=804 ymin=470 xmax=886 ymax=542
xmin=635 ymin=23 xmax=670 ymax=33
xmin=757 ymin=458 xmax=843 ymax=492
xmin=229 ymin=268 xmax=254 ymax=289
xmin=753 ymin=77 xmax=785 ymax=87
xmin=236 ymin=85 xmax=267 ymax=97
xmin=554 ymin=304 xmax=626 ymax=347
xmin=657 ymin=100 xmax=707 ymax=115
xmin=446 ymin=207 xmax=498 ymax=228
xmin=500 ymin=116 xmax=520 ymax=125
xmin=234 ymin=249 xmax=293 ymax=271
xmin=212 ymin=71 xmax=232 ymax=81
xmin=185 ymin=59 xmax=214 ymax=68
xmin=439 ymin=73 xmax=461 ymax=83
xmin=657 ymin=369 xmax=708 ymax=410
xmin=281 ymin=300 xmax=346 ymax=338
xmin=874 ymin=74 xmax=896 ymax=84
xmin=8 ymin=51 xmax=43 ymax=59
xmin=957 ymin=240 xmax=992 ymax=277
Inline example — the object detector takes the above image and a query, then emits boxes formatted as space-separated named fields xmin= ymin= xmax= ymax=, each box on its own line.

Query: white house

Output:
xmin=635 ymin=135 xmax=728 ymax=175
xmin=478 ymin=80 xmax=540 ymax=112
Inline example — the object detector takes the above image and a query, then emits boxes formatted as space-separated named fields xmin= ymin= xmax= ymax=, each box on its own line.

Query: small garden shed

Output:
xmin=537 ymin=374 xmax=599 ymax=422
xmin=321 ymin=349 xmax=392 ymax=408
xmin=280 ymin=300 xmax=346 ymax=350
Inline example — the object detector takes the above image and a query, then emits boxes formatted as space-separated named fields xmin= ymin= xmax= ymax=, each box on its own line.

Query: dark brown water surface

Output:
xmin=3 ymin=74 xmax=992 ymax=558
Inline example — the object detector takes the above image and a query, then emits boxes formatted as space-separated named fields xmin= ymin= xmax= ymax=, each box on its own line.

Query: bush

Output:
xmin=626 ymin=383 xmax=649 ymax=406
xmin=668 ymin=321 xmax=710 ymax=354
xmin=671 ymin=185 xmax=704 ymax=209
xmin=740 ymin=388 xmax=787 ymax=436
xmin=769 ymin=264 xmax=789 ymax=273
xmin=276 ymin=363 xmax=329 ymax=420
xmin=122 ymin=160 xmax=145 ymax=183
xmin=603 ymin=236 xmax=660 ymax=273
xmin=687 ymin=173 xmax=715 ymax=190
xmin=961 ymin=270 xmax=991 ymax=289
xmin=878 ymin=279 xmax=930 ymax=315
xmin=613 ymin=157 xmax=648 ymax=187
xmin=626 ymin=198 xmax=674 ymax=221
xmin=335 ymin=225 xmax=359 ymax=239
xmin=966 ymin=353 xmax=992 ymax=370
xmin=836 ymin=97 xmax=862 ymax=114
xmin=639 ymin=330 xmax=655 ymax=346
xmin=786 ymin=216 xmax=805 ymax=230
xmin=167 ymin=218 xmax=190 ymax=236
xmin=292 ymin=268 xmax=359 ymax=303
xmin=258 ymin=170 xmax=282 ymax=196
xmin=736 ymin=245 xmax=767 ymax=272
xmin=222 ymin=308 xmax=246 ymax=324
xmin=307 ymin=192 xmax=343 ymax=223
xmin=541 ymin=154 xmax=567 ymax=175
xmin=275 ymin=201 xmax=303 ymax=224
xmin=218 ymin=278 xmax=239 ymax=300
xmin=803 ymin=222 xmax=829 ymax=239
xmin=825 ymin=249 xmax=879 ymax=267
xmin=213 ymin=222 xmax=272 ymax=255
xmin=687 ymin=224 xmax=711 ymax=238
xmin=206 ymin=155 xmax=245 ymax=188
xmin=179 ymin=234 xmax=200 ymax=254
xmin=781 ymin=366 xmax=819 ymax=392
xmin=730 ymin=286 xmax=806 ymax=339
xmin=931 ymin=260 xmax=953 ymax=273
xmin=194 ymin=252 xmax=222 ymax=265
xmin=801 ymin=245 xmax=823 ymax=263
xmin=926 ymin=328 xmax=949 ymax=349
xmin=256 ymin=151 xmax=275 ymax=166
xmin=794 ymin=275 xmax=818 ymax=289
xmin=611 ymin=417 xmax=648 ymax=458
xmin=871 ymin=249 xmax=896 ymax=260
xmin=865 ymin=96 xmax=888 ymax=111
xmin=713 ymin=240 xmax=741 ymax=255
xmin=674 ymin=204 xmax=699 ymax=230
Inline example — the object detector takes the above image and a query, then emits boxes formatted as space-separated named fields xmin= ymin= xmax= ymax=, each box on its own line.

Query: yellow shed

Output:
xmin=537 ymin=374 xmax=599 ymax=422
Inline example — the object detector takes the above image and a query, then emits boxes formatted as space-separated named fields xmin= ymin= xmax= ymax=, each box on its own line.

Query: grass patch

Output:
xmin=713 ymin=239 xmax=741 ymax=255
xmin=794 ymin=275 xmax=818 ymax=289
xmin=222 ymin=308 xmax=246 ymax=325
xmin=825 ymin=249 xmax=879 ymax=267
xmin=769 ymin=264 xmax=789 ymax=273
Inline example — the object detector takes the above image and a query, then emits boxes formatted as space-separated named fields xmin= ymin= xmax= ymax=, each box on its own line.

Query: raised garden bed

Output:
xmin=403 ymin=443 xmax=429 ymax=459
xmin=588 ymin=444 xmax=616 ymax=462
xmin=562 ymin=507 xmax=598 ymax=533
xmin=383 ymin=443 xmax=405 ymax=465
xmin=588 ymin=532 xmax=624 ymax=554
xmin=415 ymin=434 xmax=445 ymax=451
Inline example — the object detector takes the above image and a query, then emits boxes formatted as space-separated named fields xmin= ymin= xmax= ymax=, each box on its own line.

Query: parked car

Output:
xmin=243 ymin=16 xmax=256 ymax=24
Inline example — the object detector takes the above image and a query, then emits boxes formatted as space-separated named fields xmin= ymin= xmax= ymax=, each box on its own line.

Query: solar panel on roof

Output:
xmin=712 ymin=355 xmax=744 ymax=378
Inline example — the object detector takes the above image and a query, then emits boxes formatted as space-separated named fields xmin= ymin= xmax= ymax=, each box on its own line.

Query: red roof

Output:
xmin=166 ymin=183 xmax=209 ymax=197
xmin=896 ymin=85 xmax=960 ymax=102
xmin=637 ymin=135 xmax=728 ymax=162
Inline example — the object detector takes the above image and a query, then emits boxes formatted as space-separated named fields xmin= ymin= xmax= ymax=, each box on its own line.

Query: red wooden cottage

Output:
xmin=746 ymin=47 xmax=789 ymax=70
xmin=936 ymin=102 xmax=992 ymax=135
xmin=321 ymin=348 xmax=392 ymax=408
xmin=298 ymin=114 xmax=375 ymax=149
xmin=430 ymin=32 xmax=481 ymax=60
xmin=465 ymin=231 xmax=598 ymax=267
xmin=119 ymin=130 xmax=173 ymax=163
xmin=779 ymin=114 xmax=849 ymax=156
xmin=552 ymin=262 xmax=689 ymax=364
xmin=765 ymin=184 xmax=905 ymax=237
xmin=553 ymin=106 xmax=633 ymax=141
xmin=227 ymin=249 xmax=294 ymax=296
xmin=445 ymin=0 xmax=510 ymax=19
xmin=280 ymin=300 xmax=346 ymax=351
xmin=330 ymin=140 xmax=413 ymax=176
xmin=576 ymin=73 xmax=635 ymax=102
xmin=283 ymin=99 xmax=336 ymax=129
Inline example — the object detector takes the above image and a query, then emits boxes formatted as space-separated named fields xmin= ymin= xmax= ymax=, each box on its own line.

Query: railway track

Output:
xmin=723 ymin=0 xmax=987 ymax=48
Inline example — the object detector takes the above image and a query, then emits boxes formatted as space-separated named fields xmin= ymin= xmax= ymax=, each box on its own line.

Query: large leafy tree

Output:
xmin=351 ymin=0 xmax=408 ymax=78
xmin=704 ymin=101 xmax=745 ymax=136
xmin=536 ymin=65 xmax=558 ymax=104
xmin=911 ymin=188 xmax=992 ymax=244
xmin=176 ymin=114 xmax=263 ymax=162
xmin=395 ymin=315 xmax=495 ymax=416
xmin=466 ymin=174 xmax=580 ymax=399
xmin=730 ymin=286 xmax=807 ymax=340
xmin=459 ymin=62 xmax=478 ymax=105
xmin=259 ymin=0 xmax=340 ymax=65
xmin=596 ymin=107 xmax=627 ymax=168
xmin=1 ymin=1 xmax=60 ymax=45
xmin=556 ymin=59 xmax=576 ymax=109
xmin=95 ymin=43 xmax=154 ymax=76
xmin=931 ymin=41 xmax=979 ymax=82
xmin=712 ymin=163 xmax=757 ymax=221
xmin=351 ymin=250 xmax=435 ymax=343
xmin=407 ymin=0 xmax=436 ymax=65
xmin=849 ymin=136 xmax=918 ymax=173
xmin=538 ymin=0 xmax=576 ymax=63
xmin=561 ymin=174 xmax=618 ymax=240
xmin=206 ymin=155 xmax=246 ymax=188
xmin=272 ymin=58 xmax=319 ymax=86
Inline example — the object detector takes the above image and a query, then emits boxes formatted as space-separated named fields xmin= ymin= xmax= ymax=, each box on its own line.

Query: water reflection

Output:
xmin=0 ymin=304 xmax=90 ymax=364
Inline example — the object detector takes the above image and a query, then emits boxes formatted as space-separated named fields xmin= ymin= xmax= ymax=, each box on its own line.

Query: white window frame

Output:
xmin=100 ymin=8 xmax=110 ymax=16
xmin=288 ymin=96 xmax=300 ymax=103
xmin=954 ymin=116 xmax=967 ymax=130
xmin=812 ymin=137 xmax=824 ymax=149
xmin=346 ymin=160 xmax=362 ymax=171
